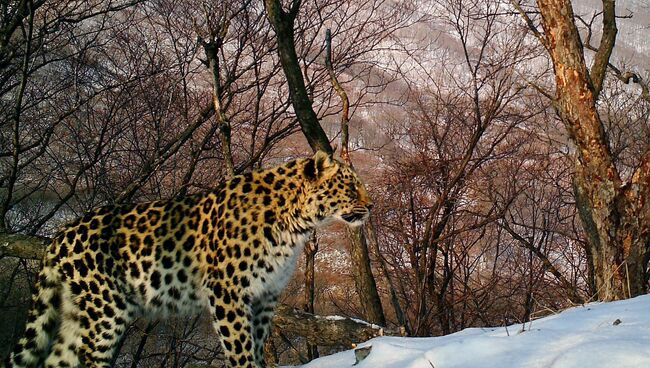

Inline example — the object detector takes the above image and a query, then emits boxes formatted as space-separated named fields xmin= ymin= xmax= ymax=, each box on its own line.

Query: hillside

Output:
xmin=292 ymin=295 xmax=650 ymax=368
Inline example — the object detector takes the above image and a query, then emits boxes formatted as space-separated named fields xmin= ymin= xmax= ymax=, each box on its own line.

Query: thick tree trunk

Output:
xmin=536 ymin=0 xmax=650 ymax=301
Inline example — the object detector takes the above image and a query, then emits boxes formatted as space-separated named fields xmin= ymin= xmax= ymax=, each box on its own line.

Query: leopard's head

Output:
xmin=302 ymin=150 xmax=373 ymax=227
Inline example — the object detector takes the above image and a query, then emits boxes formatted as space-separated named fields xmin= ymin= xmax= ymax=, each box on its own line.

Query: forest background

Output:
xmin=1 ymin=0 xmax=649 ymax=366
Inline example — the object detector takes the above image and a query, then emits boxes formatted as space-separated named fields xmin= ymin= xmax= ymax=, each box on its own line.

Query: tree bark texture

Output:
xmin=536 ymin=0 xmax=650 ymax=300
xmin=202 ymin=37 xmax=235 ymax=178
xmin=324 ymin=28 xmax=350 ymax=162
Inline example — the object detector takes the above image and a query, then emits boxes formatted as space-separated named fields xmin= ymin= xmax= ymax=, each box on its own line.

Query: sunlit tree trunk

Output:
xmin=263 ymin=0 xmax=332 ymax=154
xmin=535 ymin=0 xmax=650 ymax=300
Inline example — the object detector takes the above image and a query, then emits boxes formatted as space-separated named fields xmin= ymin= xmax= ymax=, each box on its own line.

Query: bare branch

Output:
xmin=115 ymin=103 xmax=215 ymax=203
xmin=500 ymin=220 xmax=584 ymax=304
xmin=325 ymin=28 xmax=351 ymax=162
xmin=590 ymin=0 xmax=617 ymax=99
xmin=510 ymin=0 xmax=548 ymax=51
xmin=198 ymin=15 xmax=235 ymax=178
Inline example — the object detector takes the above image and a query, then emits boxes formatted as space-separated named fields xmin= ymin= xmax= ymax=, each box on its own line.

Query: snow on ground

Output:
xmin=291 ymin=295 xmax=650 ymax=368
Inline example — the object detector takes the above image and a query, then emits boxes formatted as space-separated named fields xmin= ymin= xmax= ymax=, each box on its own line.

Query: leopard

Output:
xmin=4 ymin=150 xmax=373 ymax=368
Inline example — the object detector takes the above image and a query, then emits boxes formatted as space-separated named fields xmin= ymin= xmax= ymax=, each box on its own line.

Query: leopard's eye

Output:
xmin=348 ymin=184 xmax=358 ymax=198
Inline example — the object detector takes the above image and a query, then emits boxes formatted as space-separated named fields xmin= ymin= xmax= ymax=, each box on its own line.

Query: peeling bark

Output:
xmin=535 ymin=0 xmax=650 ymax=301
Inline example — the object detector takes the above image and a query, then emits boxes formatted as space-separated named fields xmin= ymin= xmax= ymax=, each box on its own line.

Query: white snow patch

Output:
xmin=321 ymin=315 xmax=382 ymax=330
xmin=287 ymin=294 xmax=650 ymax=368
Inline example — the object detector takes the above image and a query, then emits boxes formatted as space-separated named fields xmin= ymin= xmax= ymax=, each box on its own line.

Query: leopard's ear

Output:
xmin=305 ymin=150 xmax=337 ymax=181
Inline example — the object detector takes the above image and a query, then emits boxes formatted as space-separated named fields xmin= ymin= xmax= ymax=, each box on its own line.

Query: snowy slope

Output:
xmin=292 ymin=295 xmax=650 ymax=368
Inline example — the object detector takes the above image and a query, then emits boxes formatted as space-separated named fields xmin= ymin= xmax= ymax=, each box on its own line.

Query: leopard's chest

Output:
xmin=248 ymin=232 xmax=309 ymax=298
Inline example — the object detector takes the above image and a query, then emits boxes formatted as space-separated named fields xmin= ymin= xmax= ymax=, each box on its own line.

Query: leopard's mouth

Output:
xmin=340 ymin=207 xmax=371 ymax=225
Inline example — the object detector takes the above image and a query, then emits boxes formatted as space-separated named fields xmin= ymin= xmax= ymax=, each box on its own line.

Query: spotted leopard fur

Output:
xmin=4 ymin=150 xmax=372 ymax=368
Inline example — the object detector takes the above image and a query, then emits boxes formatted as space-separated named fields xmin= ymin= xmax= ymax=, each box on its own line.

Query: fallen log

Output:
xmin=273 ymin=304 xmax=388 ymax=347
xmin=0 ymin=233 xmax=50 ymax=260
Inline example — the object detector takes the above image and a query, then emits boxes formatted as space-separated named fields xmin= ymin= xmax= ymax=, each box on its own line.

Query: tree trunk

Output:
xmin=325 ymin=27 xmax=386 ymax=326
xmin=264 ymin=3 xmax=386 ymax=324
xmin=536 ymin=0 xmax=650 ymax=301
xmin=263 ymin=0 xmax=332 ymax=154
xmin=201 ymin=35 xmax=235 ymax=179
xmin=365 ymin=219 xmax=410 ymax=334
xmin=347 ymin=226 xmax=387 ymax=326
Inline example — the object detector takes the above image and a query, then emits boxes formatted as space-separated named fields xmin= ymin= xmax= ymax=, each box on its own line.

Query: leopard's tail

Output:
xmin=4 ymin=263 xmax=61 ymax=368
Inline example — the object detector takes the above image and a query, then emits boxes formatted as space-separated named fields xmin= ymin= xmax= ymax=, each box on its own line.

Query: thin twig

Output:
xmin=324 ymin=28 xmax=351 ymax=163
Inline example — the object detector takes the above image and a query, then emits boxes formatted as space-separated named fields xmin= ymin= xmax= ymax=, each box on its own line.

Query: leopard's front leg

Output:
xmin=210 ymin=287 xmax=259 ymax=368
xmin=251 ymin=294 xmax=279 ymax=367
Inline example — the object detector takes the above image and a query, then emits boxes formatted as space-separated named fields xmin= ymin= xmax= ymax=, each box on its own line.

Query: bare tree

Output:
xmin=514 ymin=0 xmax=650 ymax=300
xmin=263 ymin=0 xmax=390 ymax=326
xmin=368 ymin=0 xmax=554 ymax=335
